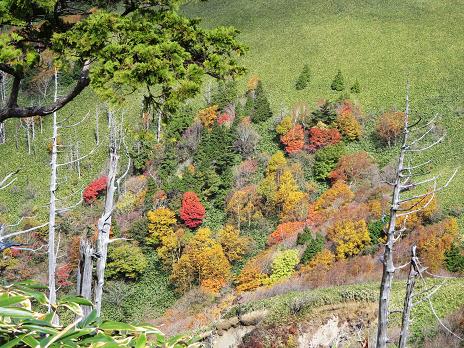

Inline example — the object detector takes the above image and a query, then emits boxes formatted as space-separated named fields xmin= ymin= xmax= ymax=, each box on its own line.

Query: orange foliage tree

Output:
xmin=268 ymin=221 xmax=305 ymax=245
xmin=336 ymin=111 xmax=362 ymax=140
xmin=280 ymin=124 xmax=305 ymax=154
xmin=197 ymin=105 xmax=219 ymax=129
xmin=328 ymin=152 xmax=377 ymax=185
xmin=306 ymin=127 xmax=341 ymax=153
xmin=417 ymin=217 xmax=459 ymax=271
xmin=375 ymin=111 xmax=404 ymax=146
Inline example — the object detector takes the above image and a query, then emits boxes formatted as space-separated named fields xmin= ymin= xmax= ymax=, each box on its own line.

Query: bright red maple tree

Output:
xmin=83 ymin=176 xmax=108 ymax=204
xmin=180 ymin=192 xmax=206 ymax=229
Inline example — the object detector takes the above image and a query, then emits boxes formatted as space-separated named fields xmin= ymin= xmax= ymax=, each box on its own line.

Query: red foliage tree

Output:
xmin=217 ymin=112 xmax=233 ymax=126
xmin=83 ymin=176 xmax=108 ymax=204
xmin=56 ymin=263 xmax=73 ymax=287
xmin=306 ymin=127 xmax=341 ymax=153
xmin=328 ymin=152 xmax=377 ymax=185
xmin=180 ymin=192 xmax=206 ymax=229
xmin=280 ymin=124 xmax=305 ymax=154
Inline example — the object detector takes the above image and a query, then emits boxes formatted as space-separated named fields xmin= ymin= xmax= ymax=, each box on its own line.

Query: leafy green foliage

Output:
xmin=211 ymin=80 xmax=238 ymax=109
xmin=102 ymin=255 xmax=177 ymax=323
xmin=106 ymin=243 xmax=148 ymax=280
xmin=269 ymin=249 xmax=299 ymax=284
xmin=295 ymin=64 xmax=311 ymax=90
xmin=313 ymin=143 xmax=345 ymax=180
xmin=0 ymin=281 xmax=197 ymax=347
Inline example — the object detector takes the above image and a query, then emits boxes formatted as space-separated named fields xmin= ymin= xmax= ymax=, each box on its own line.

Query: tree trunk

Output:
xmin=94 ymin=111 xmax=119 ymax=316
xmin=77 ymin=238 xmax=94 ymax=318
xmin=398 ymin=246 xmax=418 ymax=348
xmin=48 ymin=68 xmax=59 ymax=324
xmin=0 ymin=122 xmax=5 ymax=144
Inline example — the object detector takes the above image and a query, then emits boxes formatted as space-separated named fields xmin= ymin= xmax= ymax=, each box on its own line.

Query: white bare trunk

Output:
xmin=94 ymin=111 xmax=119 ymax=316
xmin=398 ymin=246 xmax=418 ymax=348
xmin=77 ymin=238 xmax=94 ymax=318
xmin=0 ymin=122 xmax=5 ymax=144
xmin=48 ymin=68 xmax=59 ymax=323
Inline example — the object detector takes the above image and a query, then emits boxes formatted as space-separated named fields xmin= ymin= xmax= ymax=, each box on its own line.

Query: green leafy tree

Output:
xmin=0 ymin=0 xmax=246 ymax=122
xmin=268 ymin=249 xmax=299 ymax=284
xmin=106 ymin=243 xmax=148 ymax=280
xmin=295 ymin=64 xmax=311 ymax=90
xmin=211 ymin=80 xmax=238 ymax=109
xmin=331 ymin=69 xmax=345 ymax=92
xmin=313 ymin=143 xmax=346 ymax=180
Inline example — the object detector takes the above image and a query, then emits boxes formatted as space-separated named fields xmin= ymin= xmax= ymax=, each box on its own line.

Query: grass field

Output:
xmin=1 ymin=0 xmax=464 ymax=221
xmin=183 ymin=0 xmax=464 ymax=209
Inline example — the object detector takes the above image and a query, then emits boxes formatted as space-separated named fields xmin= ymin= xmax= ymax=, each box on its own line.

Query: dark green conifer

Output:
xmin=295 ymin=64 xmax=311 ymax=90
xmin=331 ymin=69 xmax=345 ymax=91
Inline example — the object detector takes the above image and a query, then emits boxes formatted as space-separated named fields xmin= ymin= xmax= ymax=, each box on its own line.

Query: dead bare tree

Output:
xmin=75 ymin=110 xmax=130 ymax=317
xmin=376 ymin=87 xmax=458 ymax=348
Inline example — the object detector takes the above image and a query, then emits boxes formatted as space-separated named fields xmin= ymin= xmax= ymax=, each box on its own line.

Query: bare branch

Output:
xmin=406 ymin=134 xmax=445 ymax=152
xmin=0 ymin=169 xmax=20 ymax=190
xmin=57 ymin=144 xmax=99 ymax=167
xmin=0 ymin=222 xmax=49 ymax=242
xmin=59 ymin=111 xmax=91 ymax=129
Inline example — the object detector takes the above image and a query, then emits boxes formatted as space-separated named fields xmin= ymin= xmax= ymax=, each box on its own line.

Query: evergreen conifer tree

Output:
xmin=253 ymin=81 xmax=273 ymax=123
xmin=331 ymin=70 xmax=345 ymax=91
xmin=350 ymin=79 xmax=361 ymax=94
xmin=295 ymin=64 xmax=311 ymax=90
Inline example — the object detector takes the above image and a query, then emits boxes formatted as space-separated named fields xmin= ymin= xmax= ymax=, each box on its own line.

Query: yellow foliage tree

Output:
xmin=266 ymin=151 xmax=287 ymax=176
xmin=225 ymin=185 xmax=262 ymax=228
xmin=146 ymin=207 xmax=177 ymax=246
xmin=313 ymin=181 xmax=355 ymax=211
xmin=327 ymin=219 xmax=371 ymax=259
xmin=218 ymin=225 xmax=250 ymax=262
xmin=301 ymin=249 xmax=335 ymax=272
xmin=276 ymin=115 xmax=293 ymax=135
xmin=171 ymin=228 xmax=231 ymax=293
xmin=235 ymin=260 xmax=268 ymax=292
xmin=197 ymin=105 xmax=219 ymax=129
xmin=336 ymin=111 xmax=362 ymax=140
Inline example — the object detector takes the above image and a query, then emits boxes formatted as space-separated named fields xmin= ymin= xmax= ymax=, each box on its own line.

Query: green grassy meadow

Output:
xmin=183 ymin=0 xmax=464 ymax=209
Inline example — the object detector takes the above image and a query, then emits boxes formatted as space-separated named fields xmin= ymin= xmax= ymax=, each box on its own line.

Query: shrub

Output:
xmin=311 ymin=100 xmax=337 ymax=125
xmin=83 ymin=176 xmax=108 ymax=204
xmin=276 ymin=115 xmax=293 ymax=135
xmin=179 ymin=192 xmax=206 ymax=229
xmin=330 ymin=69 xmax=345 ymax=91
xmin=295 ymin=64 xmax=311 ymax=90
xmin=313 ymin=143 xmax=345 ymax=180
xmin=368 ymin=220 xmax=384 ymax=245
xmin=268 ymin=249 xmax=300 ymax=284
xmin=268 ymin=222 xmax=305 ymax=245
xmin=106 ymin=243 xmax=148 ymax=279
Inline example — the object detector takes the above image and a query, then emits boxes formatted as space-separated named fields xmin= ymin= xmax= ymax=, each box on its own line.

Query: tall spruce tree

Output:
xmin=253 ymin=81 xmax=273 ymax=123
